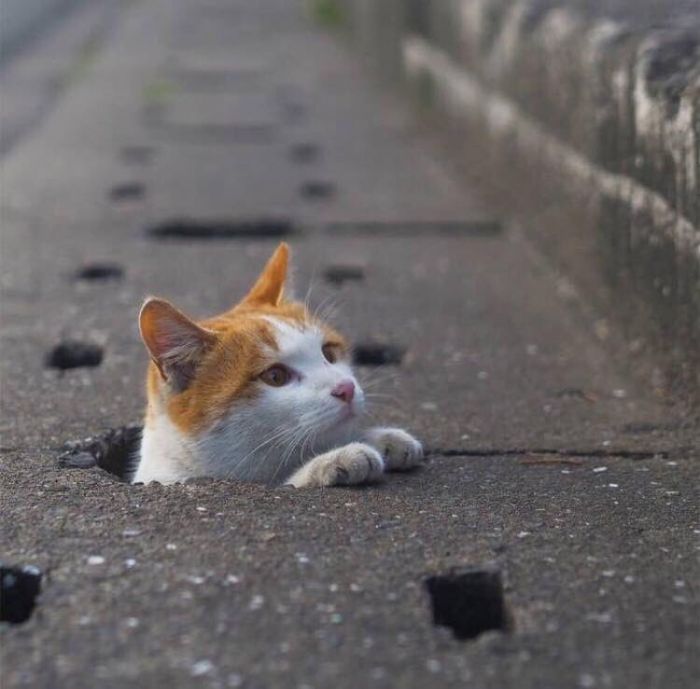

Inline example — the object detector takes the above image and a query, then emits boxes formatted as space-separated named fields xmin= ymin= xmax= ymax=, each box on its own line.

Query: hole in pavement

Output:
xmin=1 ymin=565 xmax=42 ymax=624
xmin=353 ymin=343 xmax=404 ymax=366
xmin=281 ymin=101 xmax=306 ymax=123
xmin=323 ymin=264 xmax=365 ymax=286
xmin=74 ymin=262 xmax=124 ymax=282
xmin=46 ymin=341 xmax=103 ymax=370
xmin=59 ymin=425 xmax=141 ymax=482
xmin=109 ymin=182 xmax=146 ymax=203
xmin=120 ymin=146 xmax=155 ymax=165
xmin=425 ymin=569 xmax=509 ymax=641
xmin=147 ymin=218 xmax=296 ymax=240
xmin=555 ymin=388 xmax=597 ymax=402
xmin=300 ymin=181 xmax=336 ymax=200
xmin=289 ymin=142 xmax=320 ymax=163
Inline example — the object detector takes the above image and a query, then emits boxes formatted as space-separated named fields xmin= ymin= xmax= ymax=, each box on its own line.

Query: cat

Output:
xmin=132 ymin=243 xmax=423 ymax=487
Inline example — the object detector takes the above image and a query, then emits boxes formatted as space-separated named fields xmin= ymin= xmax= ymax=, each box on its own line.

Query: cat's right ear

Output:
xmin=139 ymin=297 xmax=217 ymax=390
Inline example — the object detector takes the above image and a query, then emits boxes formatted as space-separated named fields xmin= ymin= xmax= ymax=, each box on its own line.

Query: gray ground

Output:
xmin=1 ymin=1 xmax=698 ymax=688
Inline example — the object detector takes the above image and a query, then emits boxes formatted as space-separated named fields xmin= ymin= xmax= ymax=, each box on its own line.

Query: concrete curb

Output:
xmin=335 ymin=0 xmax=700 ymax=406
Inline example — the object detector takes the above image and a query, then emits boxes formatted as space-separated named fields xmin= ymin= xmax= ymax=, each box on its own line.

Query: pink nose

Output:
xmin=331 ymin=380 xmax=355 ymax=404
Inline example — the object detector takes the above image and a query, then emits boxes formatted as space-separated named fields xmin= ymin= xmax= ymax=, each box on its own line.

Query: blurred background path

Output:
xmin=1 ymin=1 xmax=698 ymax=688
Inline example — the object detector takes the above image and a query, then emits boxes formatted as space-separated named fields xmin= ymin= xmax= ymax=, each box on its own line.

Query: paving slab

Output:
xmin=1 ymin=1 xmax=698 ymax=688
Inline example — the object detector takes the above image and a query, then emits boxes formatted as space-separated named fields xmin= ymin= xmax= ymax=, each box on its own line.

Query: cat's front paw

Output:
xmin=286 ymin=443 xmax=384 ymax=488
xmin=365 ymin=427 xmax=424 ymax=471
xmin=318 ymin=443 xmax=384 ymax=486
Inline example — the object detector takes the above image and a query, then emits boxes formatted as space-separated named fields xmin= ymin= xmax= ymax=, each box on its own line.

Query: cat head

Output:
xmin=138 ymin=243 xmax=363 ymax=476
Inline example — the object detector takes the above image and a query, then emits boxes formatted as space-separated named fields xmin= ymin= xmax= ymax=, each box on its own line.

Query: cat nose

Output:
xmin=331 ymin=380 xmax=355 ymax=404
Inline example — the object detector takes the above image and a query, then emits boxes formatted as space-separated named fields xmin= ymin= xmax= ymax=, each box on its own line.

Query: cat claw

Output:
xmin=366 ymin=428 xmax=424 ymax=471
xmin=286 ymin=443 xmax=384 ymax=488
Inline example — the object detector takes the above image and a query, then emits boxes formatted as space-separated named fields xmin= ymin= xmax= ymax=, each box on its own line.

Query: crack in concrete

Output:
xmin=429 ymin=447 xmax=681 ymax=460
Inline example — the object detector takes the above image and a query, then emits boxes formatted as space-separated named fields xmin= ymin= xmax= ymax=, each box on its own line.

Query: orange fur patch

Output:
xmin=142 ymin=243 xmax=348 ymax=435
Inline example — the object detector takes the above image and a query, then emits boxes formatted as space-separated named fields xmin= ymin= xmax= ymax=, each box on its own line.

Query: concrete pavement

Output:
xmin=1 ymin=1 xmax=698 ymax=687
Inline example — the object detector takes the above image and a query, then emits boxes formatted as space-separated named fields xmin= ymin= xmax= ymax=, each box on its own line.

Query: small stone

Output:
xmin=249 ymin=595 xmax=265 ymax=611
xmin=124 ymin=559 xmax=137 ymax=568
xmin=191 ymin=660 xmax=214 ymax=677
xmin=426 ymin=659 xmax=442 ymax=673
xmin=87 ymin=555 xmax=105 ymax=566
xmin=592 ymin=466 xmax=608 ymax=473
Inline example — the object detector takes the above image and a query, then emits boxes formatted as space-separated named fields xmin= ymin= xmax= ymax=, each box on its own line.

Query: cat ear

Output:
xmin=242 ymin=242 xmax=289 ymax=307
xmin=139 ymin=297 xmax=217 ymax=390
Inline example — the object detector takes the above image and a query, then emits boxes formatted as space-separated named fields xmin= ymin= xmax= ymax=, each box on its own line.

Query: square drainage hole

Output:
xmin=109 ymin=182 xmax=146 ymax=203
xmin=300 ymin=181 xmax=336 ymax=201
xmin=323 ymin=264 xmax=365 ymax=286
xmin=353 ymin=343 xmax=404 ymax=366
xmin=1 ymin=565 xmax=42 ymax=624
xmin=74 ymin=262 xmax=124 ymax=281
xmin=289 ymin=142 xmax=321 ymax=163
xmin=46 ymin=341 xmax=103 ymax=370
xmin=425 ymin=569 xmax=510 ymax=641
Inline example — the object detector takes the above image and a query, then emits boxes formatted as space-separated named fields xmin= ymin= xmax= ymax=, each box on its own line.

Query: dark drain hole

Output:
xmin=109 ymin=182 xmax=145 ymax=203
xmin=323 ymin=264 xmax=365 ymax=286
xmin=353 ymin=343 xmax=404 ymax=366
xmin=290 ymin=143 xmax=320 ymax=163
xmin=59 ymin=425 xmax=141 ymax=482
xmin=74 ymin=262 xmax=124 ymax=281
xmin=1 ymin=565 xmax=42 ymax=624
xmin=147 ymin=218 xmax=296 ymax=240
xmin=46 ymin=341 xmax=103 ymax=370
xmin=300 ymin=181 xmax=336 ymax=200
xmin=425 ymin=569 xmax=509 ymax=641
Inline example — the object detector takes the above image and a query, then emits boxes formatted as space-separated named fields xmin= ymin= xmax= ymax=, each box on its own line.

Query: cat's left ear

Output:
xmin=241 ymin=242 xmax=289 ymax=307
xmin=139 ymin=297 xmax=217 ymax=390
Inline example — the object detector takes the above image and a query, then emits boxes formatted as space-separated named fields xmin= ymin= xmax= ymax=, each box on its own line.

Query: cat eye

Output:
xmin=322 ymin=343 xmax=339 ymax=364
xmin=260 ymin=364 xmax=292 ymax=387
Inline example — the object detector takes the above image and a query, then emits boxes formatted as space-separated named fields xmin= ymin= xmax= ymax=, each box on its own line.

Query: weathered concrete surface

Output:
xmin=1 ymin=1 xmax=698 ymax=688
xmin=338 ymin=0 xmax=700 ymax=406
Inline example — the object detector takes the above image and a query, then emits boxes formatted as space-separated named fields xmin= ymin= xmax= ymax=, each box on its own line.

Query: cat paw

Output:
xmin=365 ymin=427 xmax=424 ymax=471
xmin=318 ymin=443 xmax=384 ymax=486
xmin=286 ymin=443 xmax=384 ymax=488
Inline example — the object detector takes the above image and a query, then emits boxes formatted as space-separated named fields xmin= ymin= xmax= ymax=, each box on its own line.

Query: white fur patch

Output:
xmin=134 ymin=318 xmax=366 ymax=485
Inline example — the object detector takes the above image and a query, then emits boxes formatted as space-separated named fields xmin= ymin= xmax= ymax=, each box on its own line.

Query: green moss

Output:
xmin=64 ymin=37 xmax=100 ymax=85
xmin=306 ymin=0 xmax=344 ymax=28
xmin=142 ymin=78 xmax=177 ymax=106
